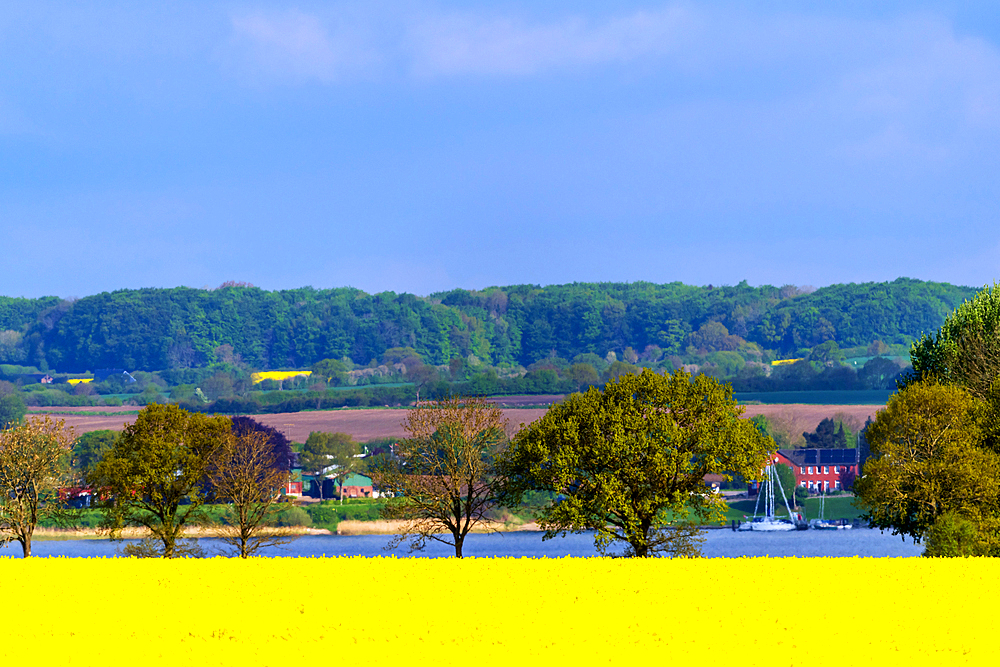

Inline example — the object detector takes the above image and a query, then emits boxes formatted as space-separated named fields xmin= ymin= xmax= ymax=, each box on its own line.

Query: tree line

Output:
xmin=2 ymin=369 xmax=772 ymax=559
xmin=0 ymin=278 xmax=976 ymax=373
xmin=0 ymin=406 xmax=298 ymax=558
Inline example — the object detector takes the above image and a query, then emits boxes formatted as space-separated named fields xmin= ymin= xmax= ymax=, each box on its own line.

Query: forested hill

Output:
xmin=0 ymin=279 xmax=979 ymax=373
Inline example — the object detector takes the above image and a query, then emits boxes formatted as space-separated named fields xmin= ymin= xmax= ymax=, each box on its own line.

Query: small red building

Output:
xmin=775 ymin=448 xmax=859 ymax=493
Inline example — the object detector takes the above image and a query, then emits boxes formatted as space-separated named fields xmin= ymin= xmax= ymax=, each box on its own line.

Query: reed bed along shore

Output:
xmin=30 ymin=526 xmax=330 ymax=540
xmin=31 ymin=521 xmax=541 ymax=540
xmin=0 ymin=557 xmax=995 ymax=665
xmin=333 ymin=519 xmax=542 ymax=535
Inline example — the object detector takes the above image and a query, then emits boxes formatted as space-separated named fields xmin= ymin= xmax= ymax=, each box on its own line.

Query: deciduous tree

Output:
xmin=854 ymin=382 xmax=1000 ymax=546
xmin=230 ymin=416 xmax=294 ymax=473
xmin=299 ymin=432 xmax=360 ymax=502
xmin=0 ymin=391 xmax=26 ymax=429
xmin=0 ymin=415 xmax=74 ymax=557
xmin=210 ymin=429 xmax=297 ymax=558
xmin=499 ymin=369 xmax=772 ymax=557
xmin=88 ymin=404 xmax=230 ymax=558
xmin=370 ymin=395 xmax=509 ymax=558
xmin=910 ymin=282 xmax=1000 ymax=397
xmin=565 ymin=362 xmax=599 ymax=390
xmin=803 ymin=418 xmax=847 ymax=449
xmin=72 ymin=429 xmax=118 ymax=477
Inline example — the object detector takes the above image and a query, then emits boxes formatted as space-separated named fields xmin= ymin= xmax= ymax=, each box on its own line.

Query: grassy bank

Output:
xmin=724 ymin=495 xmax=862 ymax=521
xmin=37 ymin=495 xmax=863 ymax=539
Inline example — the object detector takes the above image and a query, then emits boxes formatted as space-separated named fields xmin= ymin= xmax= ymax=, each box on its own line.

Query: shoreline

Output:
xmin=30 ymin=520 xmax=738 ymax=541
xmin=31 ymin=526 xmax=333 ymax=541
xmin=30 ymin=522 xmax=544 ymax=541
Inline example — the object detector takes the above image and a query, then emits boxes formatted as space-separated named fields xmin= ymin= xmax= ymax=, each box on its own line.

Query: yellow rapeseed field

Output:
xmin=250 ymin=370 xmax=312 ymax=384
xmin=0 ymin=556 xmax=996 ymax=665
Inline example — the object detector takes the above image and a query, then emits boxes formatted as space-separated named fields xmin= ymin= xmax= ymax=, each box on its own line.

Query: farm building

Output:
xmin=336 ymin=473 xmax=374 ymax=499
xmin=304 ymin=473 xmax=374 ymax=500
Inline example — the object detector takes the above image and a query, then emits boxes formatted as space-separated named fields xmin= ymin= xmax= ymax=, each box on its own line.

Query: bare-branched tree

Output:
xmin=210 ymin=430 xmax=298 ymax=558
xmin=370 ymin=396 xmax=509 ymax=558
xmin=0 ymin=415 xmax=74 ymax=557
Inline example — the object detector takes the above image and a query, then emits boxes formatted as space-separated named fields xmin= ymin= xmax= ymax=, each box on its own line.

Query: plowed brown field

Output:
xmin=31 ymin=401 xmax=884 ymax=444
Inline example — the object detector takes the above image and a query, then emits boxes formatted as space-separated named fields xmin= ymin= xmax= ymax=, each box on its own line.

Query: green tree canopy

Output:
xmin=72 ymin=429 xmax=118 ymax=477
xmin=0 ymin=279 xmax=972 ymax=372
xmin=803 ymin=418 xmax=848 ymax=449
xmin=310 ymin=358 xmax=349 ymax=385
xmin=854 ymin=382 xmax=1000 ymax=549
xmin=499 ymin=369 xmax=772 ymax=557
xmin=299 ymin=432 xmax=360 ymax=502
xmin=910 ymin=282 xmax=1000 ymax=397
xmin=88 ymin=404 xmax=231 ymax=557
xmin=0 ymin=392 xmax=26 ymax=429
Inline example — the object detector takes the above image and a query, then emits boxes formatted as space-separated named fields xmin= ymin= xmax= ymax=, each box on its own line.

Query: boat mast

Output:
xmin=768 ymin=463 xmax=776 ymax=519
xmin=769 ymin=455 xmax=797 ymax=524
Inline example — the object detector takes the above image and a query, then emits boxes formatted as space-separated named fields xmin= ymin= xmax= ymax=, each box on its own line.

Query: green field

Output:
xmin=723 ymin=495 xmax=862 ymax=522
xmin=733 ymin=390 xmax=893 ymax=404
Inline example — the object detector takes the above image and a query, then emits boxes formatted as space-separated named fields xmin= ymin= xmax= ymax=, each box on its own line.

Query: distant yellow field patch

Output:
xmin=66 ymin=378 xmax=93 ymax=385
xmin=770 ymin=358 xmax=803 ymax=366
xmin=0 ymin=557 xmax=995 ymax=665
xmin=250 ymin=370 xmax=312 ymax=384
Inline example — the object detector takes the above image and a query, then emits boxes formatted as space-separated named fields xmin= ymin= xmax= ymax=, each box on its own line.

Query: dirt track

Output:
xmin=31 ymin=402 xmax=883 ymax=444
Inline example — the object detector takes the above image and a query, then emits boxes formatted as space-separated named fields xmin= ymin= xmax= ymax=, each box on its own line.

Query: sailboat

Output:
xmin=737 ymin=457 xmax=799 ymax=531
xmin=809 ymin=487 xmax=853 ymax=530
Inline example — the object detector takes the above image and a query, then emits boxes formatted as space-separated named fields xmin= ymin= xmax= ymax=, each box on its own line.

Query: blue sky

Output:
xmin=3 ymin=1 xmax=1000 ymax=298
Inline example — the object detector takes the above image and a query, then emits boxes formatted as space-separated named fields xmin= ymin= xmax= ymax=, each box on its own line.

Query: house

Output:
xmin=336 ymin=473 xmax=374 ymax=499
xmin=283 ymin=467 xmax=303 ymax=498
xmin=58 ymin=487 xmax=92 ymax=509
xmin=775 ymin=448 xmax=860 ymax=493
xmin=703 ymin=473 xmax=726 ymax=493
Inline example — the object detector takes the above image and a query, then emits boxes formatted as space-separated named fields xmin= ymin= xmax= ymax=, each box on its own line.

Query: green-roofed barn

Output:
xmin=336 ymin=473 xmax=374 ymax=499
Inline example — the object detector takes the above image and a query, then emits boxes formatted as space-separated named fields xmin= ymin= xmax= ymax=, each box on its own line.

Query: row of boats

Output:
xmin=735 ymin=516 xmax=855 ymax=531
xmin=734 ymin=459 xmax=854 ymax=532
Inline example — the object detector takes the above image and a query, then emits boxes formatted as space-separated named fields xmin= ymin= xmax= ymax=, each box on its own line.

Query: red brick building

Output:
xmin=775 ymin=448 xmax=859 ymax=493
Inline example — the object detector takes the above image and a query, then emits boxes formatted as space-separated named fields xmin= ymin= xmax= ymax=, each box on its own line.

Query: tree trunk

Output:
xmin=19 ymin=534 xmax=31 ymax=558
xmin=454 ymin=532 xmax=464 ymax=558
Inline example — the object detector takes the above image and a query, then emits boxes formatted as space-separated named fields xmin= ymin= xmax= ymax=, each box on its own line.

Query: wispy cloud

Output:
xmin=828 ymin=17 xmax=1000 ymax=162
xmin=223 ymin=5 xmax=693 ymax=83
xmin=227 ymin=9 xmax=384 ymax=83
xmin=405 ymin=8 xmax=691 ymax=77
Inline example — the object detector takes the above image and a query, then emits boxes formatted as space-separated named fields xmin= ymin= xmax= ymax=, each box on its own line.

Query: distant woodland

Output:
xmin=0 ymin=278 xmax=980 ymax=411
xmin=0 ymin=279 xmax=975 ymax=371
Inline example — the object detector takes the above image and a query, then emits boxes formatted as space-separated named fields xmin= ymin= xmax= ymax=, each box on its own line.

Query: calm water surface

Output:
xmin=3 ymin=528 xmax=924 ymax=558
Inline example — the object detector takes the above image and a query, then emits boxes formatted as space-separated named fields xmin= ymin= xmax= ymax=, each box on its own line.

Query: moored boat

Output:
xmin=737 ymin=457 xmax=803 ymax=532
